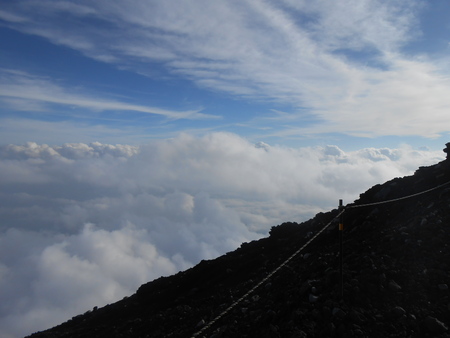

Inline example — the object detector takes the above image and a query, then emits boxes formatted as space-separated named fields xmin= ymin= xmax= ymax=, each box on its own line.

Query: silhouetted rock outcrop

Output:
xmin=444 ymin=143 xmax=450 ymax=159
xmin=28 ymin=151 xmax=450 ymax=338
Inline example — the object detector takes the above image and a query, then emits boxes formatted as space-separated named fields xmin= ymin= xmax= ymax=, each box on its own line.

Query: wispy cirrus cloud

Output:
xmin=2 ymin=0 xmax=450 ymax=139
xmin=281 ymin=0 xmax=421 ymax=53
xmin=0 ymin=69 xmax=217 ymax=120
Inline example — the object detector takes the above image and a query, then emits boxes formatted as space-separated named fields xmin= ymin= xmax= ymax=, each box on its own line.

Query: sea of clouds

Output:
xmin=0 ymin=132 xmax=444 ymax=337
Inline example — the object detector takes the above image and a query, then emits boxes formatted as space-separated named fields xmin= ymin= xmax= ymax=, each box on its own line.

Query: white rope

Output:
xmin=190 ymin=210 xmax=344 ymax=338
xmin=190 ymin=177 xmax=450 ymax=337
xmin=346 ymin=179 xmax=450 ymax=209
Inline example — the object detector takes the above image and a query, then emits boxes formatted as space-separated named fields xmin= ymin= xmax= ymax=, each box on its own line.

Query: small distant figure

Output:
xmin=444 ymin=143 xmax=450 ymax=159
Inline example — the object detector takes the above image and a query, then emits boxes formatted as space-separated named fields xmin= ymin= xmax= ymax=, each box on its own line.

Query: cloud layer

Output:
xmin=0 ymin=132 xmax=445 ymax=337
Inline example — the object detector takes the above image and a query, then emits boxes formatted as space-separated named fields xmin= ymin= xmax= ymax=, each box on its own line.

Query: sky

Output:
xmin=1 ymin=1 xmax=450 ymax=337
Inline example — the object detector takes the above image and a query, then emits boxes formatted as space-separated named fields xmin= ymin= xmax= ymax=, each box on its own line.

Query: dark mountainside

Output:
xmin=28 ymin=147 xmax=450 ymax=338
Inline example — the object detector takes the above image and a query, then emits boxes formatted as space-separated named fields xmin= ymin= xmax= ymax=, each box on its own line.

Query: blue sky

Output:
xmin=1 ymin=0 xmax=450 ymax=150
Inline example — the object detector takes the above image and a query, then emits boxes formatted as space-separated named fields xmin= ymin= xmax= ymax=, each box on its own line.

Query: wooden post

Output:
xmin=339 ymin=199 xmax=344 ymax=300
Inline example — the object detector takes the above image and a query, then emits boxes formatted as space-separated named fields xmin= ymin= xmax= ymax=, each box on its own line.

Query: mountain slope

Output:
xmin=28 ymin=156 xmax=450 ymax=338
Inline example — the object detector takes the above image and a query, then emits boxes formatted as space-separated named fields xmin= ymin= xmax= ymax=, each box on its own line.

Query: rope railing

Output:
xmin=191 ymin=210 xmax=344 ymax=338
xmin=190 ymin=177 xmax=450 ymax=337
xmin=346 ymin=179 xmax=450 ymax=209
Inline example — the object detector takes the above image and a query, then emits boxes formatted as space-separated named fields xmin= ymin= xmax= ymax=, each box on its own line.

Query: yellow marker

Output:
xmin=339 ymin=223 xmax=344 ymax=231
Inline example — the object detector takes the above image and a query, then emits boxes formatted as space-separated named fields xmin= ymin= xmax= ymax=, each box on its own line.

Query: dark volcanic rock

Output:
xmin=423 ymin=316 xmax=448 ymax=334
xmin=27 ymin=157 xmax=450 ymax=338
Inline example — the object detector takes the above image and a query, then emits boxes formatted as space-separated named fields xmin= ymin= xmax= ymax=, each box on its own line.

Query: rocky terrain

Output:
xmin=27 ymin=154 xmax=450 ymax=338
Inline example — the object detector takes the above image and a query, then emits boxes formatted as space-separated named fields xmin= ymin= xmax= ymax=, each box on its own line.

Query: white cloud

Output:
xmin=281 ymin=0 xmax=420 ymax=52
xmin=0 ymin=225 xmax=178 ymax=338
xmin=0 ymin=69 xmax=217 ymax=120
xmin=0 ymin=9 xmax=27 ymax=23
xmin=2 ymin=1 xmax=450 ymax=138
xmin=0 ymin=132 xmax=445 ymax=337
